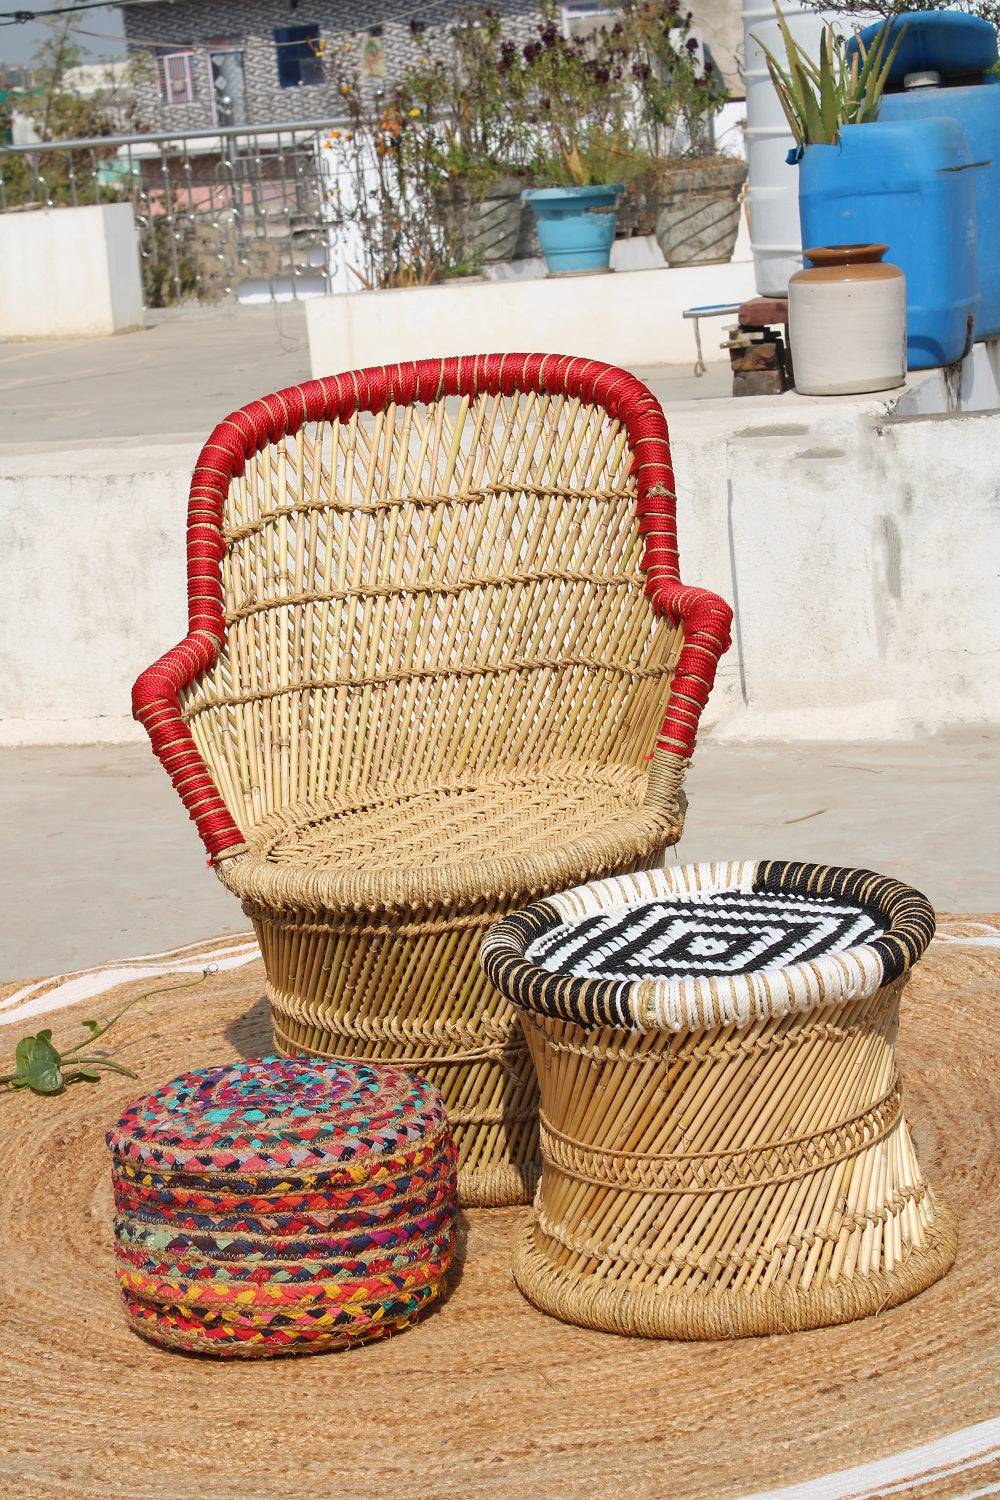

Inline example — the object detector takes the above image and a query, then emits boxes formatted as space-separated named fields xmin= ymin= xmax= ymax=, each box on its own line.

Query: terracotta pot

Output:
xmin=653 ymin=156 xmax=747 ymax=267
xmin=789 ymin=243 xmax=907 ymax=396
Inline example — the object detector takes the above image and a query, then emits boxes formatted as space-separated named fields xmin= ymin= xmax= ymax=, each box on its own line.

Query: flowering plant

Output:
xmin=622 ymin=0 xmax=727 ymax=160
xmin=401 ymin=9 xmax=535 ymax=191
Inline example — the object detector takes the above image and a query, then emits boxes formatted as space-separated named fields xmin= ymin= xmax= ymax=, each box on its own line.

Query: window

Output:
xmin=158 ymin=50 xmax=196 ymax=105
xmin=209 ymin=48 xmax=247 ymax=126
xmin=274 ymin=24 xmax=324 ymax=87
xmin=561 ymin=1 xmax=622 ymax=39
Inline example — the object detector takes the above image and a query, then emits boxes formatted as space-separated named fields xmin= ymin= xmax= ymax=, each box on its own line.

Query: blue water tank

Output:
xmin=853 ymin=13 xmax=1000 ymax=341
xmin=798 ymin=119 xmax=979 ymax=369
xmin=850 ymin=11 xmax=997 ymax=84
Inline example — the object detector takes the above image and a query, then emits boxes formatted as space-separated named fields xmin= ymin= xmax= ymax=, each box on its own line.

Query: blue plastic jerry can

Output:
xmin=797 ymin=118 xmax=979 ymax=369
xmin=854 ymin=12 xmax=1000 ymax=342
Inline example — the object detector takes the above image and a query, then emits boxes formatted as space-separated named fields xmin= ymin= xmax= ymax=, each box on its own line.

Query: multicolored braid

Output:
xmin=107 ymin=1057 xmax=458 ymax=1358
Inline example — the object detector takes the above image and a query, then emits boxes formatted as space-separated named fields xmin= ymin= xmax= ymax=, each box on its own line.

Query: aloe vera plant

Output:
xmin=754 ymin=3 xmax=908 ymax=148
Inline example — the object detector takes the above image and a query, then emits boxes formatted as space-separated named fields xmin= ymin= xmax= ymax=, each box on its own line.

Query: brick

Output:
xmin=732 ymin=368 xmax=787 ymax=397
xmin=737 ymin=295 xmax=789 ymax=328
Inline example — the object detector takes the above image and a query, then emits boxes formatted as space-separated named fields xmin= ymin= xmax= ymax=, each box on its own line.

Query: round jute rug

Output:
xmin=0 ymin=921 xmax=997 ymax=1500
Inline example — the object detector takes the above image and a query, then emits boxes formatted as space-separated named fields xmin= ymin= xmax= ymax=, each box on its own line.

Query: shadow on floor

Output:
xmin=224 ymin=993 xmax=272 ymax=1057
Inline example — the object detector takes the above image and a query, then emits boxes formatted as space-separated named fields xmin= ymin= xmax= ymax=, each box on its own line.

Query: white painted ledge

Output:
xmin=306 ymin=258 xmax=757 ymax=373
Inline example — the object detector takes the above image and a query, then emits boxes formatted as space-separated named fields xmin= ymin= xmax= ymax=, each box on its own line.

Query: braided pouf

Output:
xmin=481 ymin=860 xmax=957 ymax=1340
xmin=106 ymin=1056 xmax=457 ymax=1357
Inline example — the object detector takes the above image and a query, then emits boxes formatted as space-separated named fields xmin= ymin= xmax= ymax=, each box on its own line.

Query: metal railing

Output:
xmin=0 ymin=117 xmax=346 ymax=304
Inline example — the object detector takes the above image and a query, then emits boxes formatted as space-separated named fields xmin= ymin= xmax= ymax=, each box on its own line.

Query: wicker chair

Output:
xmin=133 ymin=353 xmax=732 ymax=1207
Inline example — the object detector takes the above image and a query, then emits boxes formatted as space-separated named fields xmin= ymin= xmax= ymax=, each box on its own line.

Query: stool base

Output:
xmin=512 ymin=1206 xmax=958 ymax=1340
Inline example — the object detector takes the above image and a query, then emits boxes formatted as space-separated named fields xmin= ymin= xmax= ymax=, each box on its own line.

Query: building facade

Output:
xmin=122 ymin=0 xmax=545 ymax=132
xmin=123 ymin=0 xmax=743 ymax=133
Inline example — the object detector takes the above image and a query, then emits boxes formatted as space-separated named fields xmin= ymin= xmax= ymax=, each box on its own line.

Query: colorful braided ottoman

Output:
xmin=481 ymin=859 xmax=957 ymax=1340
xmin=107 ymin=1056 xmax=457 ymax=1356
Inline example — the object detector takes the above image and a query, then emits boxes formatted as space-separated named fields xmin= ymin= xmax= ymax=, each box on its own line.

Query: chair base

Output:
xmin=511 ymin=1205 xmax=958 ymax=1340
xmin=247 ymin=835 xmax=675 ymax=1211
xmin=272 ymin=1004 xmax=540 ymax=1208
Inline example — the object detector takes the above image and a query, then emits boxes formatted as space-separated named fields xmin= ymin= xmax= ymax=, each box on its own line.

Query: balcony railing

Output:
xmin=0 ymin=117 xmax=345 ymax=304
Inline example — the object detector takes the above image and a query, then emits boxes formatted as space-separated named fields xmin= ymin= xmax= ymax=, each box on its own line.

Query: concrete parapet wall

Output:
xmin=0 ymin=440 xmax=194 ymax=744
xmin=0 ymin=204 xmax=144 ymax=340
xmin=1 ymin=394 xmax=997 ymax=745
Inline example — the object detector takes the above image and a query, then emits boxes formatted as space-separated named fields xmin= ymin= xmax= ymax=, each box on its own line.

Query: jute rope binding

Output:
xmin=481 ymin=859 xmax=956 ymax=1337
xmin=131 ymin=355 xmax=733 ymax=1209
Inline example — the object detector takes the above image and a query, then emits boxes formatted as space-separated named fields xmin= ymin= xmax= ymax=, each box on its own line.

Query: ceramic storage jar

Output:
xmin=789 ymin=243 xmax=906 ymax=396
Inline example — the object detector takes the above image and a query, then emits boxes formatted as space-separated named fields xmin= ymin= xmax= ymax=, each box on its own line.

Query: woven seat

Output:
xmin=132 ymin=353 xmax=732 ymax=1207
xmin=224 ymin=762 xmax=671 ymax=915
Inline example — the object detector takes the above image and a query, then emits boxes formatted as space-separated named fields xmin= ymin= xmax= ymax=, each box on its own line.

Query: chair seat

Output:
xmin=219 ymin=761 xmax=678 ymax=917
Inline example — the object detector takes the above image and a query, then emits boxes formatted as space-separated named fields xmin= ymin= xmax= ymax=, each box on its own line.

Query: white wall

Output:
xmin=306 ymin=257 xmax=757 ymax=373
xmin=0 ymin=440 xmax=193 ymax=743
xmin=668 ymin=395 xmax=1000 ymax=740
xmin=0 ymin=203 xmax=144 ymax=340
xmin=1 ymin=395 xmax=997 ymax=746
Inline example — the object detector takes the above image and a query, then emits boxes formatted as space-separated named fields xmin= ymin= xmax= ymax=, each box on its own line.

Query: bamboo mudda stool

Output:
xmin=132 ymin=354 xmax=732 ymax=1207
xmin=482 ymin=860 xmax=957 ymax=1335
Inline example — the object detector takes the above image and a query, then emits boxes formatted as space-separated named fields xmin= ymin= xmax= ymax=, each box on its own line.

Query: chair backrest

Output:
xmin=134 ymin=356 xmax=732 ymax=858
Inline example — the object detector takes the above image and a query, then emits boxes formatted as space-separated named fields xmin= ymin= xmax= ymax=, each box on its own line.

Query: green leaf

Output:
xmin=81 ymin=1020 xmax=101 ymax=1035
xmin=765 ymin=5 xmax=829 ymax=144
xmin=862 ymin=26 xmax=908 ymax=122
xmin=17 ymin=1033 xmax=64 ymax=1094
xmin=764 ymin=57 xmax=806 ymax=146
xmin=773 ymin=2 xmax=816 ymax=82
xmin=817 ymin=33 xmax=839 ymax=142
xmin=755 ymin=35 xmax=806 ymax=145
xmin=796 ymin=69 xmax=826 ymax=145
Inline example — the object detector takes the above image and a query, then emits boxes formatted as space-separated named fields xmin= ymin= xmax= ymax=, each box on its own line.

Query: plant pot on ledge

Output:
xmin=522 ymin=184 xmax=624 ymax=276
xmin=442 ymin=175 xmax=531 ymax=267
xmin=654 ymin=156 xmax=746 ymax=267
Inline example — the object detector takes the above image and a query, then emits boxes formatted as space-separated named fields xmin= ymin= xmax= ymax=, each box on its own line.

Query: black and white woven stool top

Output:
xmin=524 ymin=886 xmax=883 ymax=983
xmin=481 ymin=860 xmax=935 ymax=1033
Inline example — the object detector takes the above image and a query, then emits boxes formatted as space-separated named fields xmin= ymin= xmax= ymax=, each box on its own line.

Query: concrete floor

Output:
xmin=0 ymin=303 xmax=730 ymax=447
xmin=2 ymin=733 xmax=996 ymax=980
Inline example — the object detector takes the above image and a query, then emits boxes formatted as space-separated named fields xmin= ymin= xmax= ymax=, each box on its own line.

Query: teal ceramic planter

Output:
xmin=522 ymin=184 xmax=623 ymax=275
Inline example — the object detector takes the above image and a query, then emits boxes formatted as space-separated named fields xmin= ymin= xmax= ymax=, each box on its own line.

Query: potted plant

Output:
xmin=623 ymin=0 xmax=746 ymax=266
xmin=401 ymin=11 xmax=537 ymax=268
xmin=513 ymin=8 xmax=643 ymax=275
xmin=754 ymin=4 xmax=903 ymax=152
